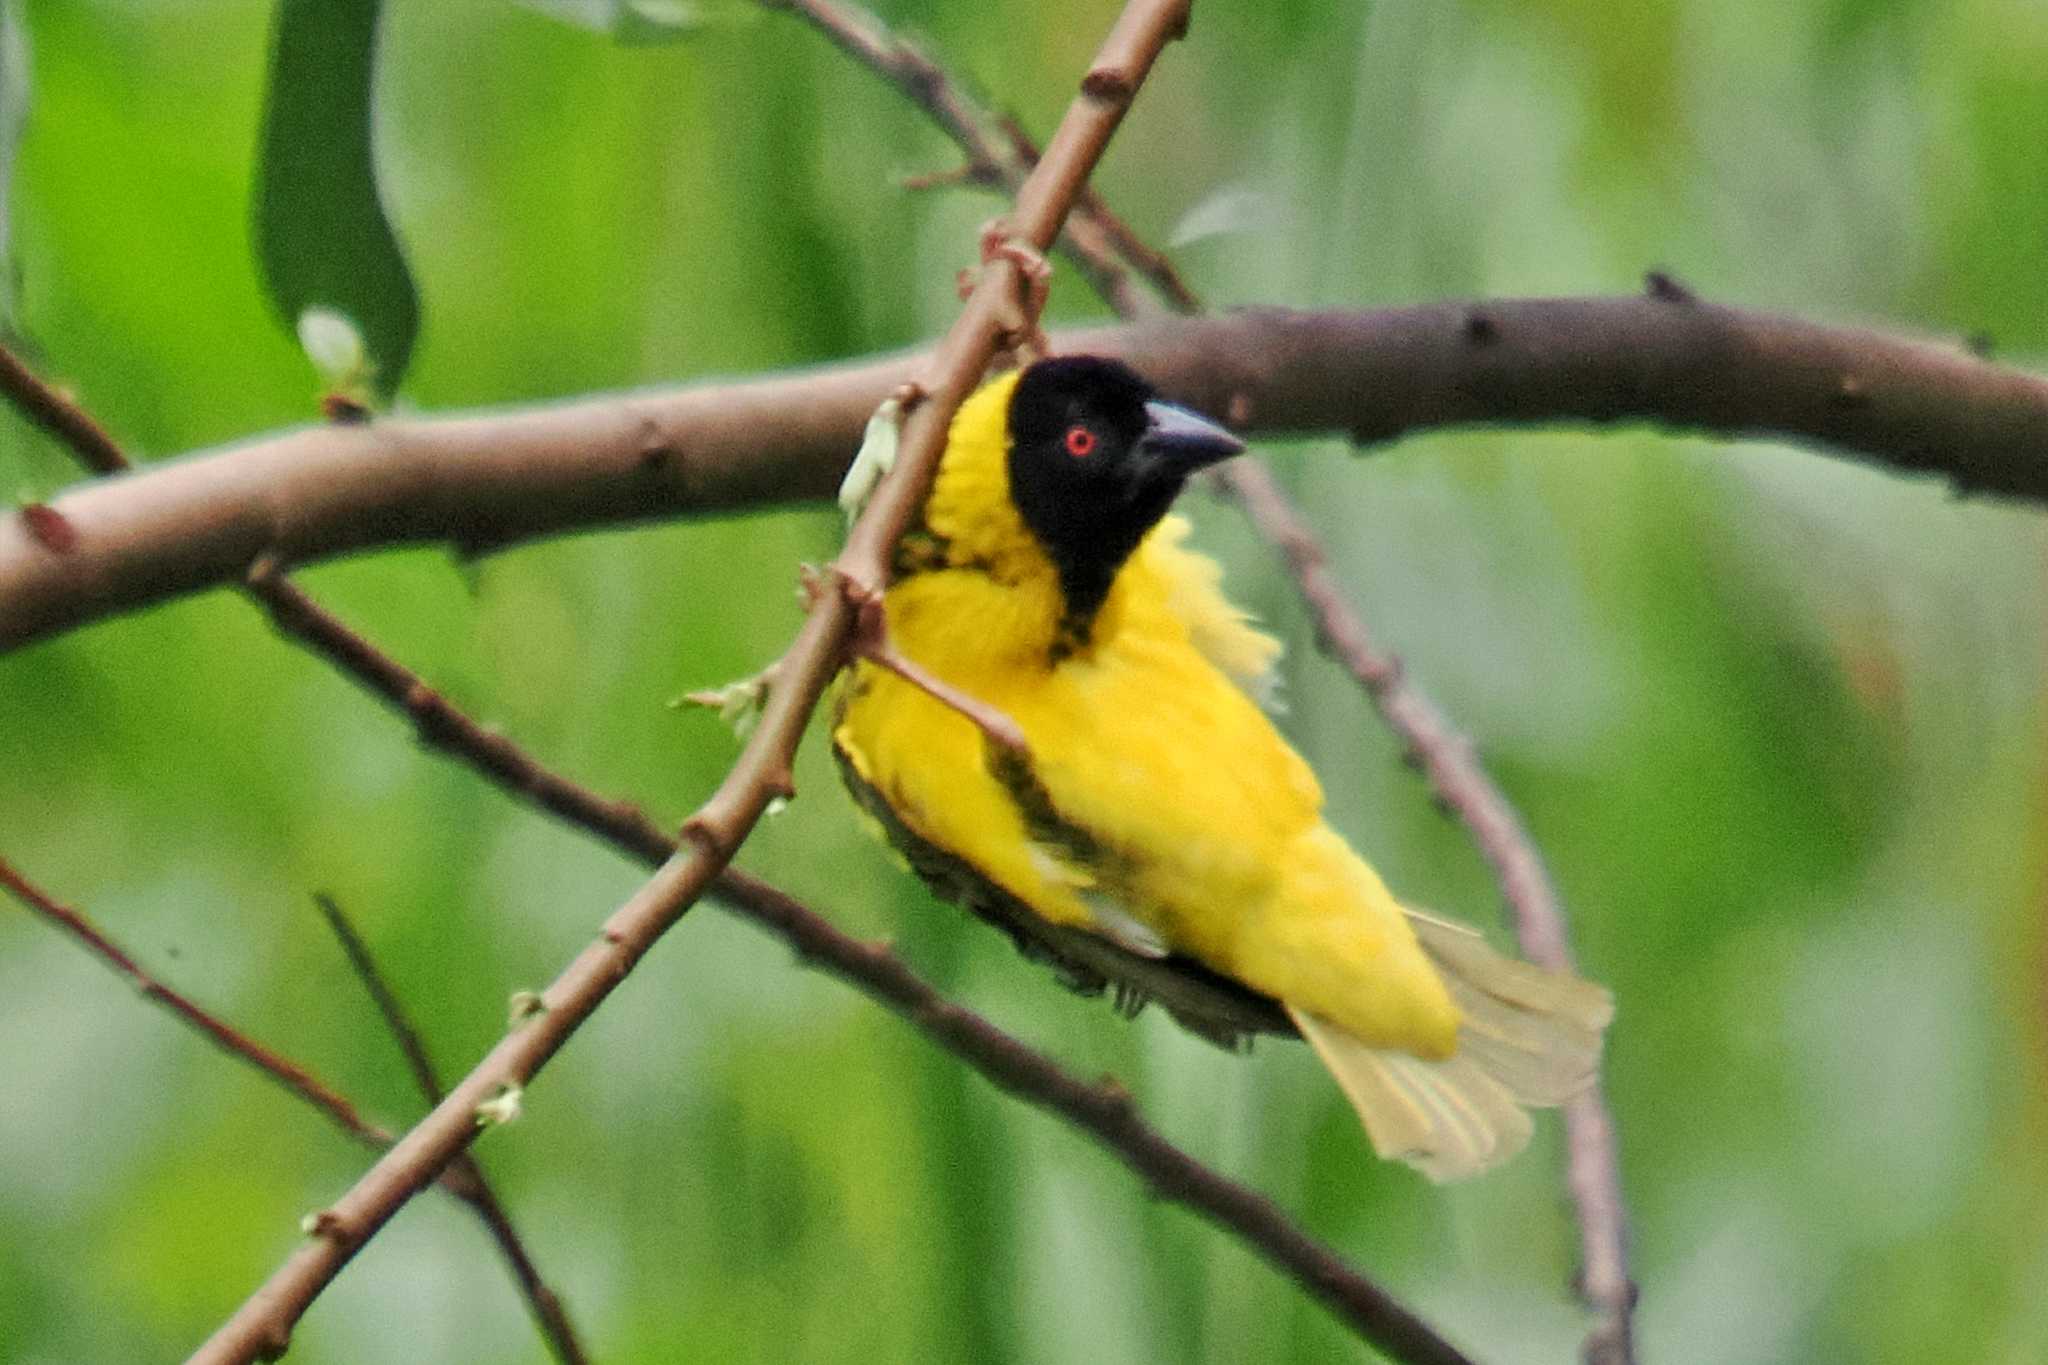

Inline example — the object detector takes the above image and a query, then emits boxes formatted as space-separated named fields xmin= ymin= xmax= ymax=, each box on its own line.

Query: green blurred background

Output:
xmin=5 ymin=0 xmax=2048 ymax=1360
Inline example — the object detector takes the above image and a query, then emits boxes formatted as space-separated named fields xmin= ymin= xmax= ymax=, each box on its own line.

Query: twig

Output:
xmin=0 ymin=855 xmax=587 ymax=1359
xmin=993 ymin=112 xmax=1202 ymax=312
xmin=312 ymin=895 xmax=587 ymax=1365
xmin=312 ymin=894 xmax=443 ymax=1105
xmin=186 ymin=6 xmax=1271 ymax=1360
xmin=0 ymin=344 xmax=129 ymax=475
xmin=774 ymin=5 xmax=1635 ymax=1356
xmin=7 ymin=297 xmax=2044 ymax=652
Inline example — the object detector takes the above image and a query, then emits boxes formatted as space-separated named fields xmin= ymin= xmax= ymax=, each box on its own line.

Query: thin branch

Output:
xmin=5 ymin=296 xmax=2043 ymax=653
xmin=186 ymin=7 xmax=1257 ymax=1360
xmin=1218 ymin=464 xmax=1635 ymax=1362
xmin=0 ymin=857 xmax=498 ymax=1205
xmin=313 ymin=895 xmax=587 ymax=1365
xmin=781 ymin=5 xmax=1636 ymax=1354
xmin=312 ymin=894 xmax=444 ymax=1104
xmin=0 ymin=344 xmax=130 ymax=475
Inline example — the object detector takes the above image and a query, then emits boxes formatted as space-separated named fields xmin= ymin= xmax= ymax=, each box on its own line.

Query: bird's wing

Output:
xmin=1135 ymin=517 xmax=1285 ymax=711
xmin=832 ymin=730 xmax=1293 ymax=1046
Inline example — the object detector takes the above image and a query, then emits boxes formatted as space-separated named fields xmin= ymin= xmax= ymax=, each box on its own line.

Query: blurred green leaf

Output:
xmin=514 ymin=0 xmax=748 ymax=44
xmin=252 ymin=0 xmax=417 ymax=399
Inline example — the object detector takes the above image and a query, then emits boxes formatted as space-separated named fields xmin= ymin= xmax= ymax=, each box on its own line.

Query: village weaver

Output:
xmin=832 ymin=356 xmax=1612 ymax=1180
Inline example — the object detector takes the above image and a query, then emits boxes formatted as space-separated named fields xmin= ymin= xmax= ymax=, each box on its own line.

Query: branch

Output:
xmin=0 ymin=344 xmax=128 ymax=474
xmin=188 ymin=5 xmax=1230 ymax=1358
xmin=6 ymin=296 xmax=2042 ymax=653
xmin=787 ymin=8 xmax=1638 ymax=1354
xmin=312 ymin=895 xmax=587 ymax=1365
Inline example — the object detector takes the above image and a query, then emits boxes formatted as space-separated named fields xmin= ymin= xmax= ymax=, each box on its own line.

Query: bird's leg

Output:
xmin=831 ymin=567 xmax=1032 ymax=760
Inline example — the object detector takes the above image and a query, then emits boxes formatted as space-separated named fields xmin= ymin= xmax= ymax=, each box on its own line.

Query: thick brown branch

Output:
xmin=5 ymin=298 xmax=2040 ymax=654
xmin=191 ymin=5 xmax=1201 ymax=1359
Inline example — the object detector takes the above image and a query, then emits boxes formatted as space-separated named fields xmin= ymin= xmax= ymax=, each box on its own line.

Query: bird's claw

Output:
xmin=958 ymin=219 xmax=1052 ymax=360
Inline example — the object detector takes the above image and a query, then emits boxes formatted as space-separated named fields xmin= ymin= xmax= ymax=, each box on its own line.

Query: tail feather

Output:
xmin=1291 ymin=911 xmax=1614 ymax=1183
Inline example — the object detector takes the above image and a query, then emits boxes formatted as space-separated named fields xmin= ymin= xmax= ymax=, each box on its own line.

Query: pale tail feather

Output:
xmin=1289 ymin=912 xmax=1614 ymax=1183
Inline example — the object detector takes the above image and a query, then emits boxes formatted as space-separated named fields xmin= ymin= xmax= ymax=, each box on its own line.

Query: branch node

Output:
xmin=475 ymin=1082 xmax=524 ymax=1128
xmin=1081 ymin=67 xmax=1136 ymax=104
xmin=245 ymin=551 xmax=285 ymax=588
xmin=321 ymin=392 xmax=373 ymax=426
xmin=17 ymin=502 xmax=79 ymax=554
xmin=1095 ymin=1074 xmax=1137 ymax=1116
xmin=507 ymin=990 xmax=548 ymax=1027
xmin=299 ymin=1208 xmax=350 ymax=1243
xmin=1461 ymin=309 xmax=1500 ymax=345
xmin=1832 ymin=374 xmax=1870 ymax=408
xmin=678 ymin=814 xmax=730 ymax=859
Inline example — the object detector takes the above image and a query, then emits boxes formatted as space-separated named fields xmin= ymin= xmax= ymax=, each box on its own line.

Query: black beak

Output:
xmin=1141 ymin=400 xmax=1245 ymax=468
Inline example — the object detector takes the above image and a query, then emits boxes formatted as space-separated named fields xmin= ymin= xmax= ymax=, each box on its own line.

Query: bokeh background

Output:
xmin=5 ymin=0 xmax=2048 ymax=1360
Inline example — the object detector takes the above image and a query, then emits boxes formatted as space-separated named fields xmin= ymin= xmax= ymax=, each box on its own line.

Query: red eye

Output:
xmin=1064 ymin=425 xmax=1097 ymax=458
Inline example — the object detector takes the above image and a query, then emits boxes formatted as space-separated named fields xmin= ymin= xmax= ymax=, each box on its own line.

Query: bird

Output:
xmin=832 ymin=355 xmax=1612 ymax=1181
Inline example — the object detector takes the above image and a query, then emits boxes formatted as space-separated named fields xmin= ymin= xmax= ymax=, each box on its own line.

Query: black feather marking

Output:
xmin=832 ymin=737 xmax=1292 ymax=1049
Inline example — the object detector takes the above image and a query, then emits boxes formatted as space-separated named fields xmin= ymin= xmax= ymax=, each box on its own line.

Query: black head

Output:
xmin=1005 ymin=356 xmax=1244 ymax=635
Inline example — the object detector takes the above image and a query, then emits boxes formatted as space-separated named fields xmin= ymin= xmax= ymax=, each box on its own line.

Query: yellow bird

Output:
xmin=833 ymin=356 xmax=1612 ymax=1180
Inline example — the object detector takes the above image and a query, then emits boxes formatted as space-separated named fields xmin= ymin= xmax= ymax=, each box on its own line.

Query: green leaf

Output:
xmin=253 ymin=0 xmax=417 ymax=400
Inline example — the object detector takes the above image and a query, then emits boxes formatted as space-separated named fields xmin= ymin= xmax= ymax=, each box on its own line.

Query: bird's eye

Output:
xmin=1064 ymin=425 xmax=1097 ymax=458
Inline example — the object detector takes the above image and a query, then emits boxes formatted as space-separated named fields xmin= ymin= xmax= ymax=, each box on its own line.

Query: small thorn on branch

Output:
xmin=321 ymin=392 xmax=373 ymax=426
xmin=1462 ymin=309 xmax=1500 ymax=345
xmin=1643 ymin=269 xmax=1696 ymax=304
